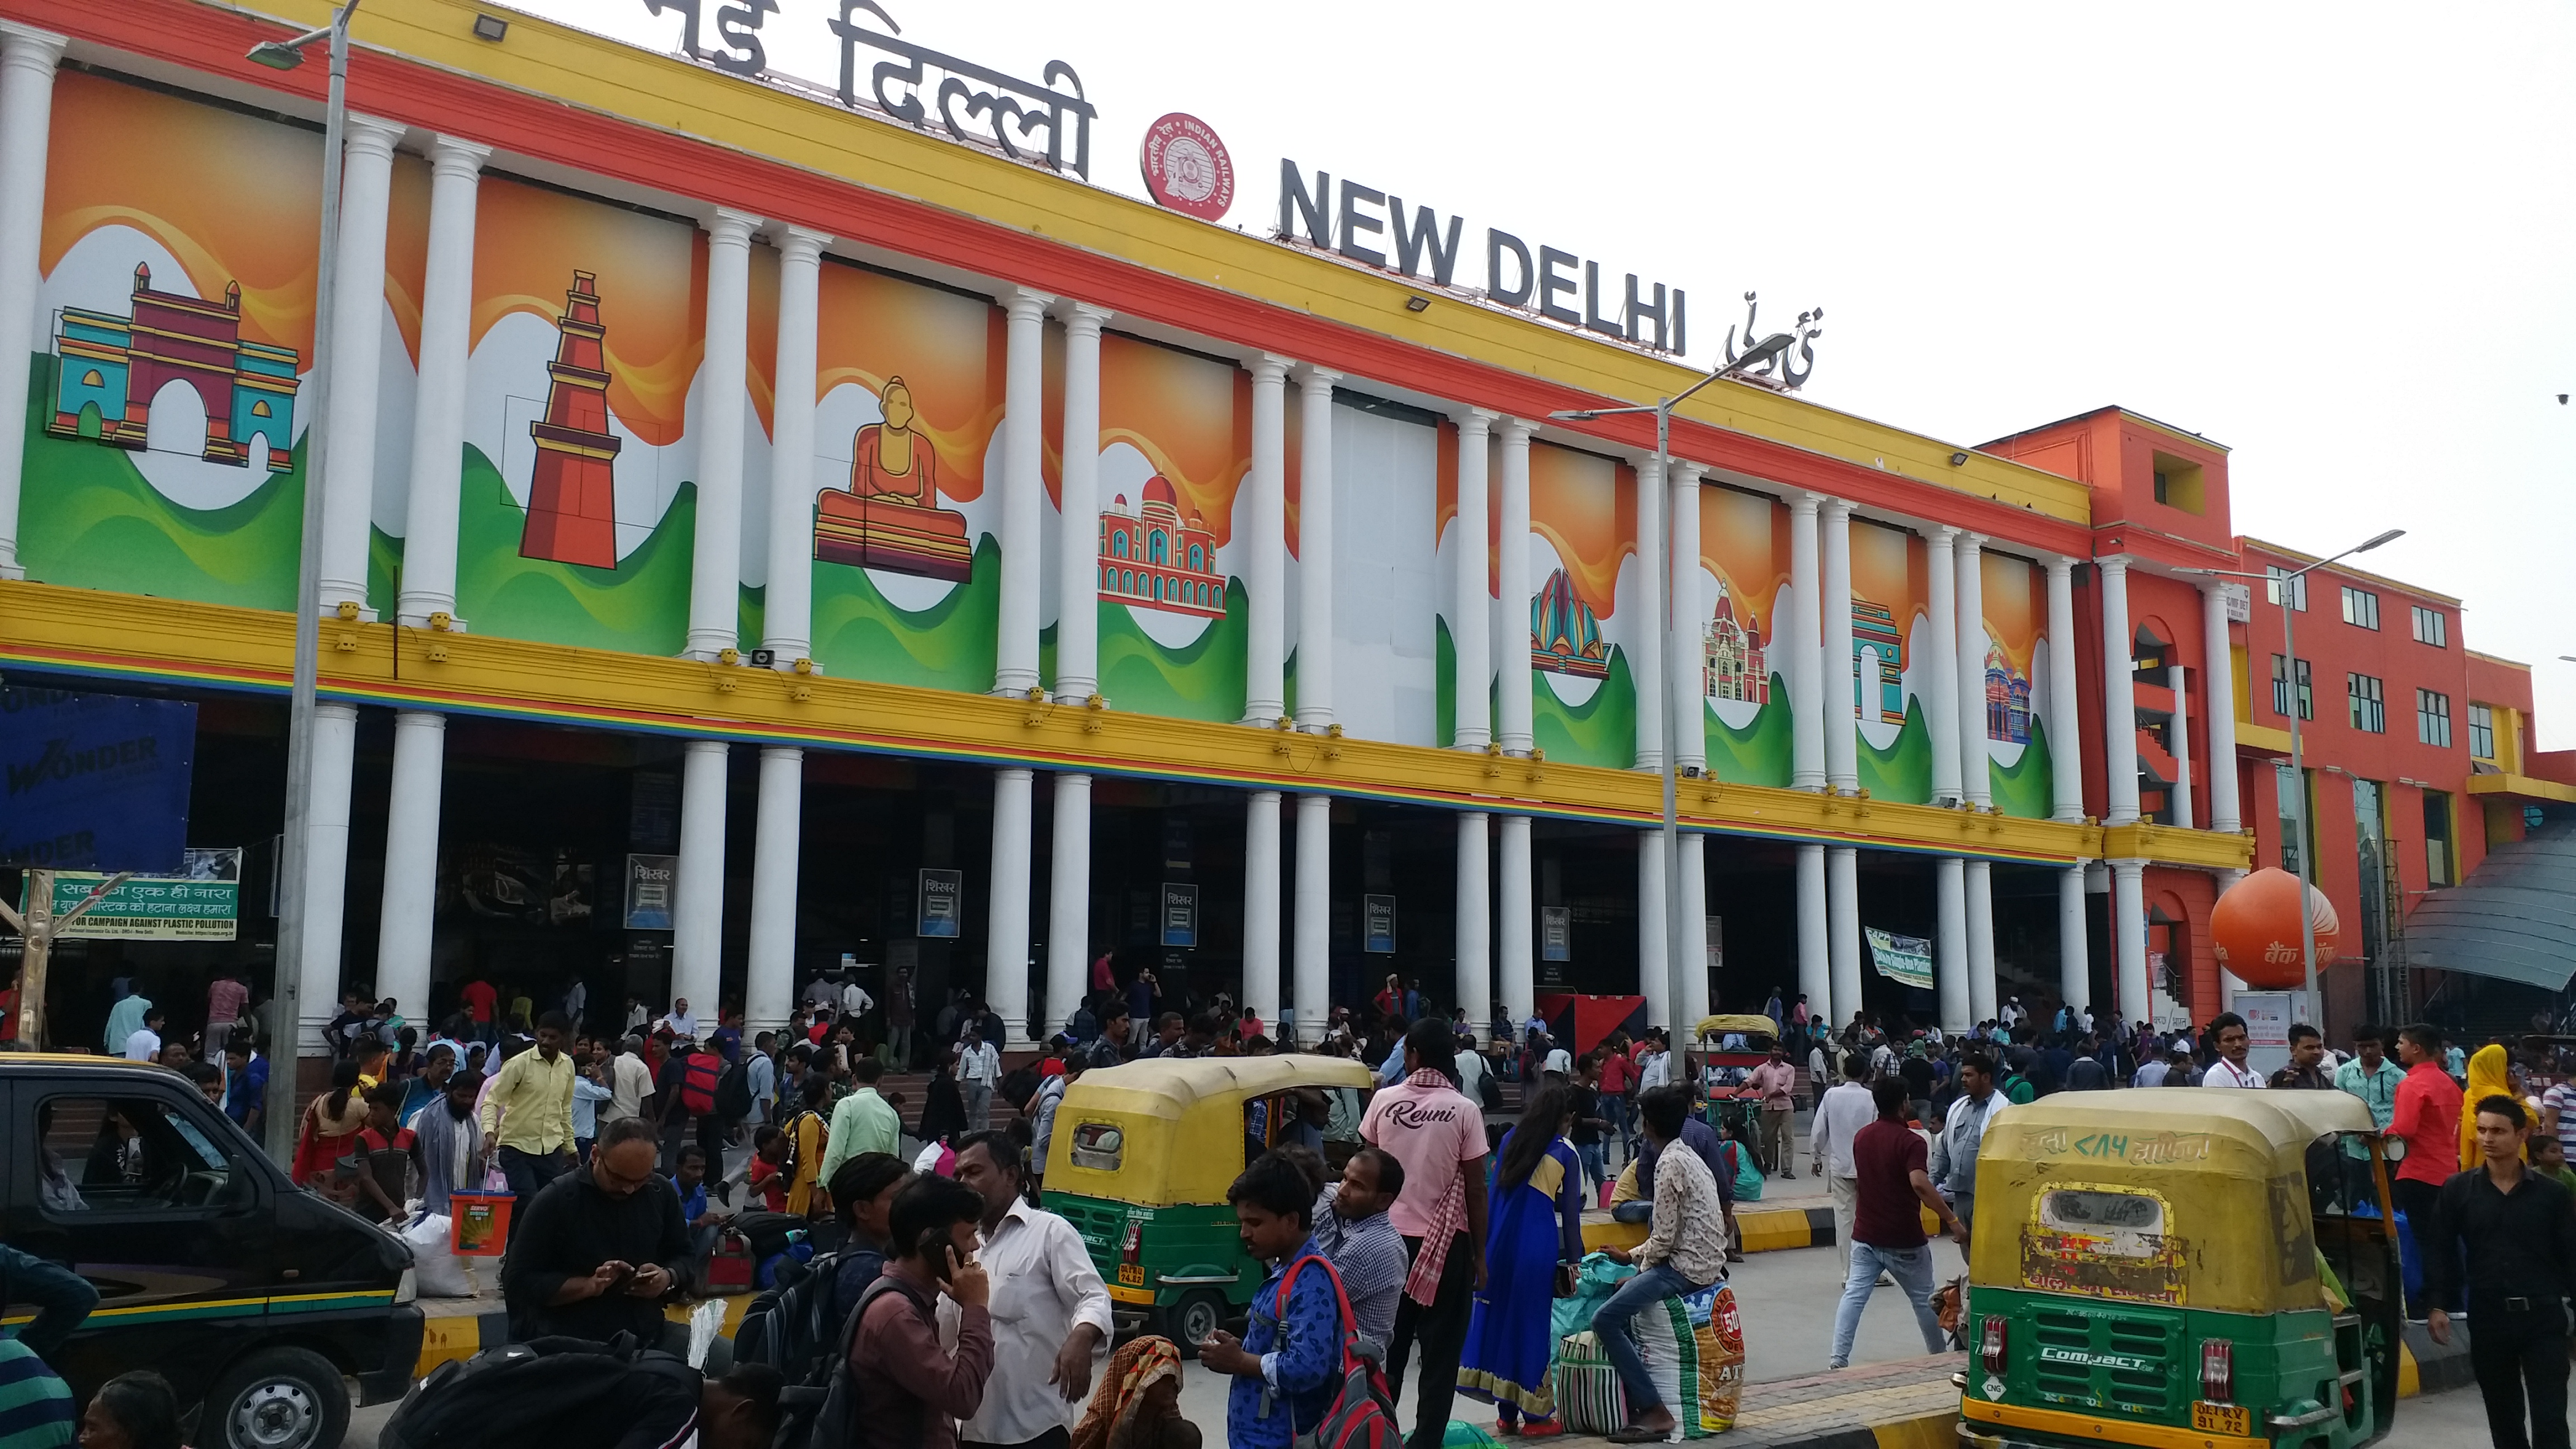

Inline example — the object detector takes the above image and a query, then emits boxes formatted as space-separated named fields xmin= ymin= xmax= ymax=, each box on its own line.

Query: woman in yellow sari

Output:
xmin=2461 ymin=1043 xmax=2516 ymax=1169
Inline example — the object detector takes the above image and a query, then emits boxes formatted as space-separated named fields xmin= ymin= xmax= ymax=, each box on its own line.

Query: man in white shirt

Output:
xmin=1928 ymin=1051 xmax=2007 ymax=1261
xmin=957 ymin=1026 xmax=1002 ymax=1132
xmin=123 ymin=1006 xmax=167 ymax=1063
xmin=839 ymin=977 xmax=873 ymax=1020
xmin=1541 ymin=1036 xmax=1574 ymax=1079
xmin=1453 ymin=1034 xmax=1491 ymax=1103
xmin=2200 ymin=1012 xmax=2264 ymax=1089
xmin=657 ymin=997 xmax=699 ymax=1043
xmin=604 ymin=1035 xmax=655 ymax=1123
xmin=1638 ymin=1034 xmax=1673 ymax=1092
xmin=952 ymin=1130 xmax=1112 ymax=1447
xmin=1808 ymin=1052 xmax=1881 ymax=1275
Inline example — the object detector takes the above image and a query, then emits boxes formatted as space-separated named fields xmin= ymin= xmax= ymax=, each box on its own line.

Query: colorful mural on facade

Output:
xmin=1696 ymin=484 xmax=1795 ymax=786
xmin=17 ymin=72 xmax=321 ymax=608
xmin=1521 ymin=442 xmax=1636 ymax=768
xmin=1091 ymin=332 xmax=1248 ymax=722
xmin=1981 ymin=550 xmax=2056 ymax=817
xmin=1849 ymin=519 xmax=1934 ymax=803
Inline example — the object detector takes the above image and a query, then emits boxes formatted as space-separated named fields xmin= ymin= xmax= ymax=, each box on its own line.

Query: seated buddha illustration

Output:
xmin=813 ymin=375 xmax=974 ymax=583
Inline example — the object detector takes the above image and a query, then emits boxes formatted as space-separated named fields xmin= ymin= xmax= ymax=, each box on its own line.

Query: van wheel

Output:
xmin=204 ymin=1346 xmax=349 ymax=1449
xmin=1166 ymin=1290 xmax=1228 ymax=1358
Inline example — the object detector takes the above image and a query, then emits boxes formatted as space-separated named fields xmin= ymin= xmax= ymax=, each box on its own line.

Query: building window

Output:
xmin=2276 ymin=763 xmax=2307 ymax=878
xmin=2416 ymin=689 xmax=2451 ymax=748
xmin=2266 ymin=566 xmax=2307 ymax=612
xmin=2341 ymin=586 xmax=2380 ymax=630
xmin=2411 ymin=605 xmax=2446 ymax=647
xmin=2347 ymin=673 xmax=2384 ymax=733
xmin=2271 ymin=654 xmax=2312 ymax=720
xmin=2423 ymin=789 xmax=2454 ymax=887
xmin=2469 ymin=703 xmax=2496 ymax=761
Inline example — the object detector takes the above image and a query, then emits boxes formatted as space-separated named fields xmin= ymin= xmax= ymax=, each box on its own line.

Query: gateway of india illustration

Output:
xmin=48 ymin=262 xmax=300 ymax=471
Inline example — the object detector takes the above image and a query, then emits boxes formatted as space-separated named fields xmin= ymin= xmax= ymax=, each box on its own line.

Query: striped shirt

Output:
xmin=1309 ymin=1186 xmax=1408 ymax=1349
xmin=0 ymin=1341 xmax=74 ymax=1448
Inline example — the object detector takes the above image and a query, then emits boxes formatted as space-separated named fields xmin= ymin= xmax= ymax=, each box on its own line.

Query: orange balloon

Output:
xmin=2210 ymin=868 xmax=2341 ymax=989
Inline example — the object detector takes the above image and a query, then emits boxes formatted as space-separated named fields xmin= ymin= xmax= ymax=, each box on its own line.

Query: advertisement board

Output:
xmin=918 ymin=868 xmax=964 ymax=938
xmin=44 ymin=847 xmax=240 ymax=939
xmin=1160 ymin=882 xmax=1199 ymax=948
xmin=624 ymin=853 xmax=676 ymax=930
xmin=1364 ymin=894 xmax=1396 ymax=954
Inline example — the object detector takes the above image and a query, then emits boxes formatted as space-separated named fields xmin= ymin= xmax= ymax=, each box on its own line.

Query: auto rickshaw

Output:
xmin=1693 ymin=1014 xmax=1781 ymax=1143
xmin=1958 ymin=1091 xmax=2403 ymax=1449
xmin=1040 ymin=1054 xmax=1376 ymax=1351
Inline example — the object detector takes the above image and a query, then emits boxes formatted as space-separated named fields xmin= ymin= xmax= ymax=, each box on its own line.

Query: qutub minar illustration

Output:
xmin=520 ymin=270 xmax=623 ymax=568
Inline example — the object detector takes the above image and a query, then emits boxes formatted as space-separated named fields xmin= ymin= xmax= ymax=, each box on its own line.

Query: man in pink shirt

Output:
xmin=2388 ymin=1022 xmax=2464 ymax=1317
xmin=1361 ymin=1017 xmax=1489 ymax=1449
xmin=1746 ymin=1044 xmax=1801 ymax=1178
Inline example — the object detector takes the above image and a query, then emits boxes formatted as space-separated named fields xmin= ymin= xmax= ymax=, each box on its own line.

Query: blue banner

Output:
xmin=1 ymin=686 xmax=196 ymax=873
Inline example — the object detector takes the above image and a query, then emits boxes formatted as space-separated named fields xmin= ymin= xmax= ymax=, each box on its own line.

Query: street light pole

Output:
xmin=2185 ymin=527 xmax=2402 ymax=1023
xmin=249 ymin=0 xmax=360 ymax=1166
xmin=1552 ymin=335 xmax=1790 ymax=1033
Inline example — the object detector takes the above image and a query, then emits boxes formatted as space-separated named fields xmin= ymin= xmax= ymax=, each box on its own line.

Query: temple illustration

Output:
xmin=48 ymin=262 xmax=300 ymax=471
xmin=519 ymin=271 xmax=623 ymax=568
xmin=1530 ymin=568 xmax=1609 ymax=679
xmin=1098 ymin=475 xmax=1223 ymax=618
xmin=1851 ymin=598 xmax=1906 ymax=722
xmin=1702 ymin=577 xmax=1768 ymax=704
xmin=814 ymin=375 xmax=974 ymax=583
xmin=1986 ymin=641 xmax=2033 ymax=743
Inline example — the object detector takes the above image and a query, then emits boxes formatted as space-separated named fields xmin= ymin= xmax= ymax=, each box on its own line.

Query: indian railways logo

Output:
xmin=1140 ymin=112 xmax=1234 ymax=221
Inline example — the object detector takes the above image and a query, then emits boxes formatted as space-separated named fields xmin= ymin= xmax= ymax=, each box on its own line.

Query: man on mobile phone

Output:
xmin=499 ymin=1115 xmax=694 ymax=1346
xmin=851 ymin=1175 xmax=997 ymax=1449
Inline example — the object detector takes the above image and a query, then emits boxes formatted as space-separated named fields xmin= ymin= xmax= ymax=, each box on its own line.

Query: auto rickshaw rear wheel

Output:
xmin=1165 ymin=1289 xmax=1229 ymax=1358
xmin=203 ymin=1345 xmax=349 ymax=1449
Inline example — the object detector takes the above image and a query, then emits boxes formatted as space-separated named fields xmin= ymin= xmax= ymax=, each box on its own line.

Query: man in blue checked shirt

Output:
xmin=1199 ymin=1152 xmax=1344 ymax=1449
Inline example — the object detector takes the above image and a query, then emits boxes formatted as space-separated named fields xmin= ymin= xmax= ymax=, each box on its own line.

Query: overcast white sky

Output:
xmin=531 ymin=0 xmax=2576 ymax=747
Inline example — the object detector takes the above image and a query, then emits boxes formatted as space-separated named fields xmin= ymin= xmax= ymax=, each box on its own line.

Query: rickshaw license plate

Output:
xmin=1117 ymin=1264 xmax=1144 ymax=1286
xmin=2191 ymin=1402 xmax=2250 ymax=1435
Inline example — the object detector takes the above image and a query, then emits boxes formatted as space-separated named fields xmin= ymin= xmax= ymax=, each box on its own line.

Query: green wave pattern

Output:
xmin=456 ymin=444 xmax=693 ymax=655
xmin=1531 ymin=644 xmax=1638 ymax=770
xmin=1703 ymin=675 xmax=1796 ymax=787
xmin=1857 ymin=697 xmax=1935 ymax=804
xmin=367 ymin=527 xmax=404 ymax=619
xmin=811 ymin=535 xmax=1000 ymax=692
xmin=17 ymin=354 xmax=302 ymax=608
xmin=1988 ymin=716 xmax=2057 ymax=818
xmin=1096 ymin=579 xmax=1248 ymax=723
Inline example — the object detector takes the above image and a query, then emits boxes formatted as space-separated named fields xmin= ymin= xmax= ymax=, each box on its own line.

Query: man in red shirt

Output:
xmin=1598 ymin=1035 xmax=1636 ymax=1164
xmin=458 ymin=974 xmax=499 ymax=1044
xmin=2389 ymin=1021 xmax=2465 ymax=1318
xmin=1828 ymin=1078 xmax=1966 ymax=1369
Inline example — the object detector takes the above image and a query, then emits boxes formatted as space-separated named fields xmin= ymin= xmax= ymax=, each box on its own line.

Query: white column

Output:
xmin=1046 ymin=774 xmax=1092 ymax=1040
xmin=1934 ymin=856 xmax=1969 ymax=1033
xmin=1675 ymin=833 xmax=1710 ymax=1026
xmin=671 ymin=740 xmax=731 ymax=1019
xmin=1291 ymin=793 xmax=1328 ymax=1036
xmin=1497 ymin=815 xmax=1533 ymax=1036
xmin=1243 ymin=791 xmax=1284 ymax=1025
xmin=2201 ymin=583 xmax=2242 ymax=832
xmin=1456 ymin=813 xmax=1491 ymax=1036
xmin=1053 ymin=304 xmax=1110 ymax=700
xmin=1925 ymin=528 xmax=1963 ymax=806
xmin=1632 ymin=454 xmax=1666 ymax=771
xmin=2167 ymin=664 xmax=2195 ymax=830
xmin=759 ymin=227 xmax=830 ymax=664
xmin=395 ymin=136 xmax=490 ymax=625
xmin=1955 ymin=533 xmax=1991 ymax=806
xmin=1966 ymin=859 xmax=1998 ymax=1025
xmin=744 ymin=747 xmax=802 ymax=1038
xmin=1453 ymin=410 xmax=1495 ymax=748
xmin=2099 ymin=555 xmax=2142 ymax=823
xmin=993 ymin=288 xmax=1052 ymax=694
xmin=1638 ymin=830 xmax=1671 ymax=1029
xmin=2111 ymin=858 xmax=2150 ymax=1026
xmin=373 ymin=712 xmax=446 ymax=1023
xmin=315 ymin=116 xmax=404 ymax=614
xmin=685 ymin=208 xmax=759 ymax=660
xmin=1796 ymin=844 xmax=1830 ymax=1027
xmin=0 ymin=23 xmax=65 ymax=578
xmin=1243 ymin=357 xmax=1290 ymax=721
xmin=1497 ymin=420 xmax=1536 ymax=755
xmin=2058 ymin=865 xmax=2090 ymax=1016
xmin=2045 ymin=558 xmax=2085 ymax=822
xmin=984 ymin=767 xmax=1035 ymax=1045
xmin=1788 ymin=494 xmax=1826 ymax=790
xmin=1826 ymin=846 xmax=1862 ymax=1034
xmin=1297 ymin=368 xmax=1341 ymax=730
xmin=1668 ymin=464 xmax=1705 ymax=775
xmin=296 ymin=705 xmax=361 ymax=1053
xmin=1821 ymin=500 xmax=1857 ymax=792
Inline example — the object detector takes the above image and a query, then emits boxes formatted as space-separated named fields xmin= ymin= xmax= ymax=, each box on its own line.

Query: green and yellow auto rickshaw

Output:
xmin=1040 ymin=1054 xmax=1376 ymax=1351
xmin=1958 ymin=1090 xmax=2404 ymax=1449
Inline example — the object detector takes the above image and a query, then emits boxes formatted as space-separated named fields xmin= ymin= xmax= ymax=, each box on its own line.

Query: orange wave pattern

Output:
xmin=381 ymin=155 xmax=432 ymax=366
xmin=1699 ymin=487 xmax=1791 ymax=624
xmin=1099 ymin=332 xmax=1248 ymax=547
xmin=1983 ymin=551 xmax=2043 ymax=673
xmin=1527 ymin=442 xmax=1634 ymax=619
xmin=42 ymin=72 xmax=320 ymax=357
xmin=813 ymin=260 xmax=1005 ymax=501
xmin=470 ymin=177 xmax=703 ymax=448
xmin=1850 ymin=518 xmax=1927 ymax=626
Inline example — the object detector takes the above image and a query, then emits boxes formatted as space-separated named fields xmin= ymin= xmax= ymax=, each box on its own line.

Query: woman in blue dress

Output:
xmin=1459 ymin=1083 xmax=1585 ymax=1435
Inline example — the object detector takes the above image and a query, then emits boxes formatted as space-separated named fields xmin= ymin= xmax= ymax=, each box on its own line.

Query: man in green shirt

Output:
xmin=821 ymin=1057 xmax=903 ymax=1183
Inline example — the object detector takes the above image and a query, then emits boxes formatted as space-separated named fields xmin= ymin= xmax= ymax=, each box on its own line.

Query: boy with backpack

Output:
xmin=849 ymin=1175 xmax=994 ymax=1449
xmin=657 ymin=1037 xmax=726 ymax=1173
xmin=1199 ymin=1150 xmax=1400 ymax=1449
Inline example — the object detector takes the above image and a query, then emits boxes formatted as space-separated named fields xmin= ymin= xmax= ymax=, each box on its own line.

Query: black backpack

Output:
xmin=715 ymin=1058 xmax=754 ymax=1120
xmin=780 ymin=1275 xmax=911 ymax=1449
xmin=381 ymin=1334 xmax=690 ymax=1448
xmin=734 ymin=1249 xmax=846 ymax=1382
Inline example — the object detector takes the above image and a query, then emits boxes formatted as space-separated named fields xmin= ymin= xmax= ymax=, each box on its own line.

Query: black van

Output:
xmin=3 ymin=1054 xmax=422 ymax=1448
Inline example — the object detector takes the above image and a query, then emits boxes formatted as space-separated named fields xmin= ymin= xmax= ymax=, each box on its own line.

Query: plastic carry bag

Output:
xmin=1551 ymin=1251 xmax=1635 ymax=1343
xmin=402 ymin=1213 xmax=477 ymax=1297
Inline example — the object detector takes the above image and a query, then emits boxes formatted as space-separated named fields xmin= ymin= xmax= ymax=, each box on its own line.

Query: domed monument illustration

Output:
xmin=1098 ymin=474 xmax=1223 ymax=618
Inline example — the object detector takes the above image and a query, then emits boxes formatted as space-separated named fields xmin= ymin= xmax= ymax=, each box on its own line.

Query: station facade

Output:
xmin=36 ymin=0 xmax=2542 ymax=1059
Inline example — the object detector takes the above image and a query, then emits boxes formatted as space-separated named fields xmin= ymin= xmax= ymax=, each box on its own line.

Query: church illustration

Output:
xmin=48 ymin=262 xmax=300 ymax=471
xmin=1530 ymin=568 xmax=1609 ymax=679
xmin=813 ymin=374 xmax=974 ymax=583
xmin=1851 ymin=597 xmax=1907 ymax=722
xmin=1702 ymin=577 xmax=1768 ymax=704
xmin=1098 ymin=475 xmax=1223 ymax=618
xmin=1985 ymin=641 xmax=2033 ymax=743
